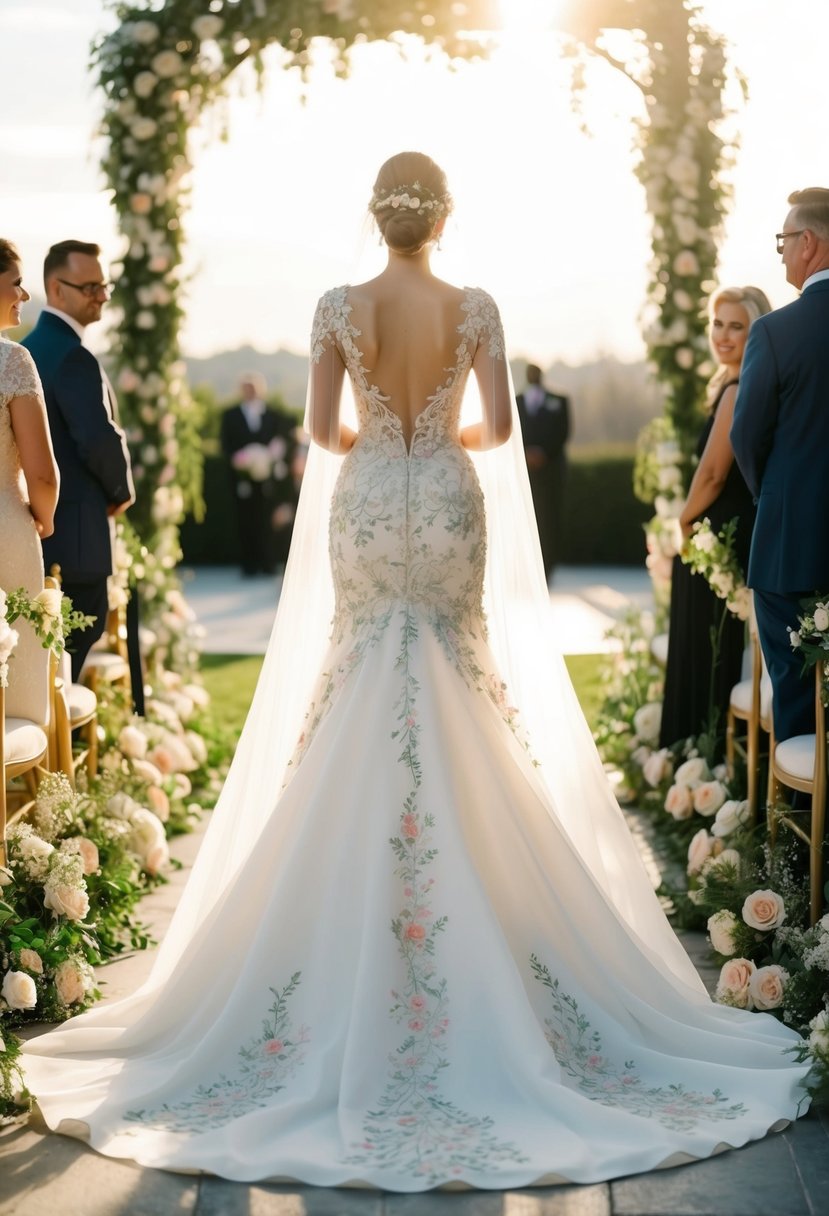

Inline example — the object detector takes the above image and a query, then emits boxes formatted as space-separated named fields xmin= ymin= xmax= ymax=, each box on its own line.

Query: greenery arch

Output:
xmin=94 ymin=0 xmax=737 ymax=586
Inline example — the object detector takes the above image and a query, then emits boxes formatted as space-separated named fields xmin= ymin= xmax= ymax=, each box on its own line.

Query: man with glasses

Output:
xmin=23 ymin=240 xmax=134 ymax=680
xmin=731 ymin=187 xmax=829 ymax=742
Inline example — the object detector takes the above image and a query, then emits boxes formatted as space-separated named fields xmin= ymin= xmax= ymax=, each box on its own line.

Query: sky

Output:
xmin=2 ymin=0 xmax=828 ymax=364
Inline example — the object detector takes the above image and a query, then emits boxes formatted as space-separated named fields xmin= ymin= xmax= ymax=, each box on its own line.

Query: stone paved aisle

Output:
xmin=1 ymin=569 xmax=827 ymax=1215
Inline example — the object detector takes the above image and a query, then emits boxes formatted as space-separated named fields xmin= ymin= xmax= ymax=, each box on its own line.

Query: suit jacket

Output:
xmin=730 ymin=278 xmax=829 ymax=593
xmin=516 ymin=389 xmax=570 ymax=463
xmin=23 ymin=311 xmax=134 ymax=579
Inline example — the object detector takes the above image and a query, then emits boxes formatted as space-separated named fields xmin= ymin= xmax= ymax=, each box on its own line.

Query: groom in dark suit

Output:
xmin=731 ymin=187 xmax=829 ymax=741
xmin=23 ymin=240 xmax=135 ymax=680
xmin=516 ymin=364 xmax=571 ymax=581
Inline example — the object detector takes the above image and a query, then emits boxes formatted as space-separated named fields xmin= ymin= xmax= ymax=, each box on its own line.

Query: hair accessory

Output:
xmin=369 ymin=180 xmax=449 ymax=219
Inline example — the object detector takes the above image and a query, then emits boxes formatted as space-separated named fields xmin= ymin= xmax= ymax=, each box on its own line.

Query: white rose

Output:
xmin=133 ymin=70 xmax=158 ymax=98
xmin=54 ymin=959 xmax=91 ymax=1006
xmin=643 ymin=747 xmax=672 ymax=788
xmin=730 ymin=587 xmax=751 ymax=621
xmin=716 ymin=958 xmax=755 ymax=1008
xmin=16 ymin=833 xmax=54 ymax=881
xmin=129 ymin=808 xmax=167 ymax=865
xmin=674 ymin=757 xmax=711 ymax=787
xmin=172 ymin=772 xmax=192 ymax=799
xmin=145 ymin=840 xmax=170 ymax=877
xmin=19 ymin=948 xmax=44 ymax=974
xmin=693 ymin=780 xmax=727 ymax=817
xmin=710 ymin=571 xmax=734 ymax=598
xmin=118 ymin=724 xmax=148 ymax=760
xmin=184 ymin=730 xmax=207 ymax=766
xmin=34 ymin=587 xmax=62 ymax=620
xmin=191 ymin=14 xmax=224 ymax=39
xmin=132 ymin=757 xmax=164 ymax=786
xmin=44 ymin=881 xmax=90 ymax=922
xmin=131 ymin=117 xmax=158 ymax=141
xmin=814 ymin=606 xmax=829 ymax=632
xmin=132 ymin=19 xmax=160 ymax=43
xmin=712 ymin=799 xmax=750 ymax=838
xmin=107 ymin=791 xmax=141 ymax=820
xmin=1 ymin=970 xmax=37 ymax=1011
xmin=672 ymin=249 xmax=699 ymax=277
xmin=675 ymin=347 xmax=695 ymax=370
xmin=136 ymin=310 xmax=156 ymax=330
xmin=687 ymin=828 xmax=713 ymax=876
xmin=789 ymin=630 xmax=802 ymax=649
xmin=809 ymin=1009 xmax=829 ymax=1054
xmin=633 ymin=702 xmax=662 ymax=745
xmin=151 ymin=49 xmax=184 ymax=78
xmin=748 ymin=964 xmax=788 ymax=1011
xmin=742 ymin=889 xmax=786 ymax=932
xmin=707 ymin=909 xmax=739 ymax=956
xmin=665 ymin=783 xmax=694 ymax=820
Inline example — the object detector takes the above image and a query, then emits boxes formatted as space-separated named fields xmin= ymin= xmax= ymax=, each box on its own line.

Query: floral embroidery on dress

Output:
xmin=123 ymin=973 xmax=309 ymax=1133
xmin=346 ymin=607 xmax=526 ymax=1183
xmin=531 ymin=955 xmax=748 ymax=1131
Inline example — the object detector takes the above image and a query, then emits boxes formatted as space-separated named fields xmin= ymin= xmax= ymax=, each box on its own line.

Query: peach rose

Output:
xmin=808 ymin=1010 xmax=829 ymax=1054
xmin=674 ymin=757 xmax=711 ymax=786
xmin=665 ymin=783 xmax=693 ymax=820
xmin=145 ymin=841 xmax=170 ymax=877
xmin=54 ymin=959 xmax=89 ymax=1005
xmin=62 ymin=836 xmax=99 ymax=876
xmin=742 ymin=889 xmax=786 ymax=932
xmin=748 ymin=965 xmax=788 ymax=1011
xmin=687 ymin=829 xmax=713 ymax=876
xmin=19 ymin=948 xmax=43 ymax=974
xmin=44 ymin=881 xmax=90 ymax=922
xmin=692 ymin=780 xmax=727 ymax=817
xmin=643 ymin=748 xmax=672 ymax=788
xmin=118 ymin=724 xmax=148 ymax=760
xmin=715 ymin=958 xmax=755 ymax=1008
xmin=147 ymin=785 xmax=170 ymax=822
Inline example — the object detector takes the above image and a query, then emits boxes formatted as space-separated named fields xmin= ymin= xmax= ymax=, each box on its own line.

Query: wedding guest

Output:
xmin=732 ymin=187 xmax=829 ymax=742
xmin=220 ymin=373 xmax=296 ymax=577
xmin=516 ymin=363 xmax=570 ymax=581
xmin=659 ymin=285 xmax=771 ymax=750
xmin=0 ymin=239 xmax=59 ymax=728
xmin=23 ymin=240 xmax=135 ymax=681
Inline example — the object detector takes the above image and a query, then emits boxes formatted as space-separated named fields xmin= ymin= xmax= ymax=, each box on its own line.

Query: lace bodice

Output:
xmin=0 ymin=336 xmax=45 ymax=491
xmin=310 ymin=284 xmax=505 ymax=458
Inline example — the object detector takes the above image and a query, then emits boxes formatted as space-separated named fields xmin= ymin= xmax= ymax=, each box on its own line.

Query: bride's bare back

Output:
xmin=345 ymin=274 xmax=467 ymax=447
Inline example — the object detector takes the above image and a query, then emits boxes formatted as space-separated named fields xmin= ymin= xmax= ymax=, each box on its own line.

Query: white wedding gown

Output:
xmin=22 ymin=287 xmax=808 ymax=1190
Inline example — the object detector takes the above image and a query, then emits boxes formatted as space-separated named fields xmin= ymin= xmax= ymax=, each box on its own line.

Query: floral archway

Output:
xmin=95 ymin=0 xmax=736 ymax=576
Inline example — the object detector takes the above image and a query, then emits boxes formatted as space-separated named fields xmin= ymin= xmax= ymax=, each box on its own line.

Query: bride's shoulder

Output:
xmin=460 ymin=285 xmax=503 ymax=333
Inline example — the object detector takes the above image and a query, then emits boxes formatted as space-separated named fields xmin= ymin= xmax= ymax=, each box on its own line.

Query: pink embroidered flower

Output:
xmin=406 ymin=715 xmax=416 ymax=727
xmin=263 ymin=1039 xmax=284 ymax=1054
xmin=401 ymin=814 xmax=419 ymax=840
xmin=404 ymin=1056 xmax=420 ymax=1068
xmin=408 ymin=1018 xmax=425 ymax=1031
xmin=587 ymin=1054 xmax=603 ymax=1068
xmin=403 ymin=886 xmax=414 ymax=898
xmin=397 ymin=1116 xmax=417 ymax=1125
xmin=414 ymin=906 xmax=431 ymax=920
xmin=405 ymin=922 xmax=426 ymax=942
xmin=409 ymin=994 xmax=426 ymax=1011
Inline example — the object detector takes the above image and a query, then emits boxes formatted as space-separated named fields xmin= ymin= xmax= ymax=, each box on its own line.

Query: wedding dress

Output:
xmin=21 ymin=287 xmax=808 ymax=1190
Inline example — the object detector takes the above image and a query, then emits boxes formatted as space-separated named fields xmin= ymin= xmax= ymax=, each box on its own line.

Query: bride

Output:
xmin=22 ymin=152 xmax=808 ymax=1191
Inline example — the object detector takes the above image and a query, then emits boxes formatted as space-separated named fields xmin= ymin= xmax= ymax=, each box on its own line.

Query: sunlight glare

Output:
xmin=498 ymin=0 xmax=568 ymax=36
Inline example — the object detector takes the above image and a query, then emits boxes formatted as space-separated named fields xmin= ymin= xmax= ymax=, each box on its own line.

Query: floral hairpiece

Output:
xmin=369 ymin=180 xmax=449 ymax=219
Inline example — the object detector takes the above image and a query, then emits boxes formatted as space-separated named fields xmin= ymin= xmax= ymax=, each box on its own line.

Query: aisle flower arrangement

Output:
xmin=683 ymin=517 xmax=751 ymax=622
xmin=0 ymin=582 xmax=228 ymax=1124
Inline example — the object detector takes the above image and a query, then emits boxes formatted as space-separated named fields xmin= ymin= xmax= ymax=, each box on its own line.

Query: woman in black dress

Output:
xmin=659 ymin=285 xmax=772 ymax=750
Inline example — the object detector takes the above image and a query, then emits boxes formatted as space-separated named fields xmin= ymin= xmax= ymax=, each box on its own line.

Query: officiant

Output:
xmin=220 ymin=373 xmax=296 ymax=577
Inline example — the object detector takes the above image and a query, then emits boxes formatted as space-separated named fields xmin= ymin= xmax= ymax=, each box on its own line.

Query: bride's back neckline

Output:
xmin=338 ymin=281 xmax=476 ymax=447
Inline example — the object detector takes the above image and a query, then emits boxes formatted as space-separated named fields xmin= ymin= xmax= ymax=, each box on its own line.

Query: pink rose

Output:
xmin=742 ymin=889 xmax=786 ymax=932
xmin=405 ymin=923 xmax=426 ymax=942
xmin=716 ymin=958 xmax=755 ymax=1008
xmin=263 ymin=1039 xmax=284 ymax=1054
xmin=748 ymin=965 xmax=788 ymax=1011
xmin=665 ymin=783 xmax=693 ymax=819
xmin=692 ymin=780 xmax=727 ymax=817
xmin=686 ymin=828 xmax=713 ymax=876
xmin=409 ymin=994 xmax=426 ymax=1011
xmin=408 ymin=1018 xmax=425 ymax=1031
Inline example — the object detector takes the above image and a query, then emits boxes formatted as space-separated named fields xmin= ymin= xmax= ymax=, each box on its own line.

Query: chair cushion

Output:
xmin=67 ymin=682 xmax=97 ymax=725
xmin=729 ymin=678 xmax=753 ymax=714
xmin=651 ymin=633 xmax=669 ymax=665
xmin=4 ymin=718 xmax=48 ymax=766
xmin=775 ymin=734 xmax=815 ymax=782
xmin=81 ymin=652 xmax=130 ymax=681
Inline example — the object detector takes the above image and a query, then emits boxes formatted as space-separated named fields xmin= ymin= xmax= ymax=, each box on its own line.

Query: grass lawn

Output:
xmin=201 ymin=652 xmax=606 ymax=742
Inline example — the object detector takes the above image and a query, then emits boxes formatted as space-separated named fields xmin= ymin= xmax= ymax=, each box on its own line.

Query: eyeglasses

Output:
xmin=775 ymin=230 xmax=805 ymax=254
xmin=56 ymin=278 xmax=113 ymax=298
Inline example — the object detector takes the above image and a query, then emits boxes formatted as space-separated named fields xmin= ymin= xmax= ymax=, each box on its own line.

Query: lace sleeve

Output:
xmin=307 ymin=288 xmax=348 ymax=451
xmin=1 ymin=341 xmax=45 ymax=406
xmin=464 ymin=289 xmax=511 ymax=447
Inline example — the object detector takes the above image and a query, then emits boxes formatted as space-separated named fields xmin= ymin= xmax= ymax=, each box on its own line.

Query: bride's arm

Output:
xmin=308 ymin=333 xmax=356 ymax=454
xmin=460 ymin=303 xmax=512 ymax=452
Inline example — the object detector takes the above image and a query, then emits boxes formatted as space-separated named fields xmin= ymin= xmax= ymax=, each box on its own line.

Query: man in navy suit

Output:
xmin=23 ymin=240 xmax=135 ymax=680
xmin=516 ymin=364 xmax=571 ymax=581
xmin=731 ymin=187 xmax=829 ymax=741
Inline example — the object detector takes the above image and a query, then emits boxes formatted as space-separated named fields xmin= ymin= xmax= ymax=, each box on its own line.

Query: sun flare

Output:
xmin=498 ymin=0 xmax=569 ymax=36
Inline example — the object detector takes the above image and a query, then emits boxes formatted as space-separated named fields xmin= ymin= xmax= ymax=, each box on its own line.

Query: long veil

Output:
xmin=140 ymin=318 xmax=705 ymax=1004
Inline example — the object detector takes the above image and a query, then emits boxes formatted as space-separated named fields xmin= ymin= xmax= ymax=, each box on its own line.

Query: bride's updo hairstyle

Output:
xmin=369 ymin=152 xmax=452 ymax=255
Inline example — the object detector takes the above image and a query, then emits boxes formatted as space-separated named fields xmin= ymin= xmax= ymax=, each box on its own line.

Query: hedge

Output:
xmin=180 ymin=448 xmax=648 ymax=568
